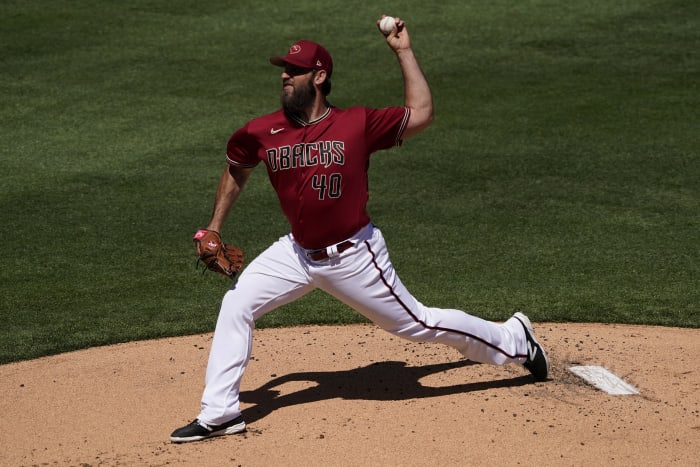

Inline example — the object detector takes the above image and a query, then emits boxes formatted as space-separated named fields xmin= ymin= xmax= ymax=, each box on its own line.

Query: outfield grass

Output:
xmin=1 ymin=0 xmax=698 ymax=364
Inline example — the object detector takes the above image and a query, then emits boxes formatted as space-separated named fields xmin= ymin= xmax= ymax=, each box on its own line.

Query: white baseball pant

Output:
xmin=197 ymin=223 xmax=527 ymax=425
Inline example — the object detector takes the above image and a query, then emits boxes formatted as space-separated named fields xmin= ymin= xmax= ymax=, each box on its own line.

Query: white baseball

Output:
xmin=379 ymin=16 xmax=396 ymax=35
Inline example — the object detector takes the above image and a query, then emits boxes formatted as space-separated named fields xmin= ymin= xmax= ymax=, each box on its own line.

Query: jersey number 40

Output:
xmin=312 ymin=173 xmax=342 ymax=200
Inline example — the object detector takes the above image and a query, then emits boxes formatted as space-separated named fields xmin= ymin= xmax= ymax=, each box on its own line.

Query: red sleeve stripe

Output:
xmin=226 ymin=154 xmax=258 ymax=168
xmin=396 ymin=107 xmax=410 ymax=146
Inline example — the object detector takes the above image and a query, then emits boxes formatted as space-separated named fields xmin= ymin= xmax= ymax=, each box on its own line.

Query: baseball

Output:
xmin=379 ymin=16 xmax=396 ymax=35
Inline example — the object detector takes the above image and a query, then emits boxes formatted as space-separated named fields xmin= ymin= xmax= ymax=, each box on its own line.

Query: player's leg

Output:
xmin=175 ymin=234 xmax=315 ymax=438
xmin=317 ymin=225 xmax=528 ymax=366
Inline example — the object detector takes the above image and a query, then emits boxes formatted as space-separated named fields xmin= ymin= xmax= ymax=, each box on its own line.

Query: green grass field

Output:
xmin=1 ymin=0 xmax=698 ymax=364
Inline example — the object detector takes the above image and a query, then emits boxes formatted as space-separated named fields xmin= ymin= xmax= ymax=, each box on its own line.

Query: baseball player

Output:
xmin=170 ymin=16 xmax=549 ymax=443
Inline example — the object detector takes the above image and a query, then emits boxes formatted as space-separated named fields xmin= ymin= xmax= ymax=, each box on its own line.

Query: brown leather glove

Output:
xmin=193 ymin=229 xmax=244 ymax=279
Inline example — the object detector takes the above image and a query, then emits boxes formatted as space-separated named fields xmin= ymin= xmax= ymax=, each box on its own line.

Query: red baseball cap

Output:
xmin=270 ymin=40 xmax=333 ymax=77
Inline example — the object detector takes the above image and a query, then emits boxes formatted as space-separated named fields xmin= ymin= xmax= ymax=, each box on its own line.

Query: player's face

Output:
xmin=280 ymin=65 xmax=317 ymax=115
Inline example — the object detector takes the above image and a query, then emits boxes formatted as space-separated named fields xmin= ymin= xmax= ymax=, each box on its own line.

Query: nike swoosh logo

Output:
xmin=270 ymin=128 xmax=284 ymax=134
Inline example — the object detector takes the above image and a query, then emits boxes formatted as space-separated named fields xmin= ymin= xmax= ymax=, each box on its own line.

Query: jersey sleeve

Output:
xmin=226 ymin=123 xmax=261 ymax=168
xmin=364 ymin=106 xmax=411 ymax=153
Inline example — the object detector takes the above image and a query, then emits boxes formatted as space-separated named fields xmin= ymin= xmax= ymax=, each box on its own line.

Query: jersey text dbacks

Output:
xmin=266 ymin=140 xmax=345 ymax=172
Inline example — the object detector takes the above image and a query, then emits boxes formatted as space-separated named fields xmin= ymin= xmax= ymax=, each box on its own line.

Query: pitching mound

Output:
xmin=1 ymin=323 xmax=698 ymax=466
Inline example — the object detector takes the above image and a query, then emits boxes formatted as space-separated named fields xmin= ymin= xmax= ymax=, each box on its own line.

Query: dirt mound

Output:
xmin=1 ymin=323 xmax=697 ymax=466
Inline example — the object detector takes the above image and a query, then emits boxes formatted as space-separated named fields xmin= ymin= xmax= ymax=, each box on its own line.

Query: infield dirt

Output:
xmin=1 ymin=323 xmax=698 ymax=466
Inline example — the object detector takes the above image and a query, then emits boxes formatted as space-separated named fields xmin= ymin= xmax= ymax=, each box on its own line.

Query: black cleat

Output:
xmin=513 ymin=312 xmax=550 ymax=381
xmin=170 ymin=416 xmax=246 ymax=443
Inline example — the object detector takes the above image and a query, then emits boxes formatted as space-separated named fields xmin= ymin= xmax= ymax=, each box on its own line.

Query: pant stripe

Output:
xmin=363 ymin=240 xmax=522 ymax=359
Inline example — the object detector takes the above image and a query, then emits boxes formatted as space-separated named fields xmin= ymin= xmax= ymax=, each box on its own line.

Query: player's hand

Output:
xmin=378 ymin=16 xmax=411 ymax=52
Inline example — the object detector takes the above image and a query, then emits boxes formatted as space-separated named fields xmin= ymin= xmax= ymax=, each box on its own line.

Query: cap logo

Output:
xmin=316 ymin=60 xmax=323 ymax=67
xmin=289 ymin=44 xmax=302 ymax=54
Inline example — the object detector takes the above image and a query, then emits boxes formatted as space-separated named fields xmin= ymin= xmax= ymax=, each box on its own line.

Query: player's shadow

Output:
xmin=240 ymin=360 xmax=533 ymax=424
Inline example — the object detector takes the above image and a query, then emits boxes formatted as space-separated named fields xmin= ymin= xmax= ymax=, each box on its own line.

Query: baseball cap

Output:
xmin=270 ymin=40 xmax=333 ymax=77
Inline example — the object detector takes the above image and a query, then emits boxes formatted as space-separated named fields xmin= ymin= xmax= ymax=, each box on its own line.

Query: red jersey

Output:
xmin=226 ymin=106 xmax=410 ymax=249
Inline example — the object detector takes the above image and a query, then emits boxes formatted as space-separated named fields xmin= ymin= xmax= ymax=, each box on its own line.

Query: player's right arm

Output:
xmin=382 ymin=17 xmax=433 ymax=139
xmin=205 ymin=165 xmax=254 ymax=232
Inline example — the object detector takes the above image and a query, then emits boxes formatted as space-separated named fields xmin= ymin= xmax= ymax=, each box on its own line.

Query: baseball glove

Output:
xmin=193 ymin=229 xmax=244 ymax=279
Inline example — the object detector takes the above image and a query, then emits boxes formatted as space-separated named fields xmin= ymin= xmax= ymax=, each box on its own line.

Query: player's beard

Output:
xmin=281 ymin=78 xmax=317 ymax=118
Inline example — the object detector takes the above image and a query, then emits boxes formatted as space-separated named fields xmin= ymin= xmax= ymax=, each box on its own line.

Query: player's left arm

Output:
xmin=381 ymin=16 xmax=434 ymax=139
xmin=206 ymin=165 xmax=254 ymax=233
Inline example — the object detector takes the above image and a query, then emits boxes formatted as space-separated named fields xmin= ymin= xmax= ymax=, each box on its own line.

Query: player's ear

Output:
xmin=313 ymin=70 xmax=332 ymax=96
xmin=313 ymin=69 xmax=327 ymax=86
